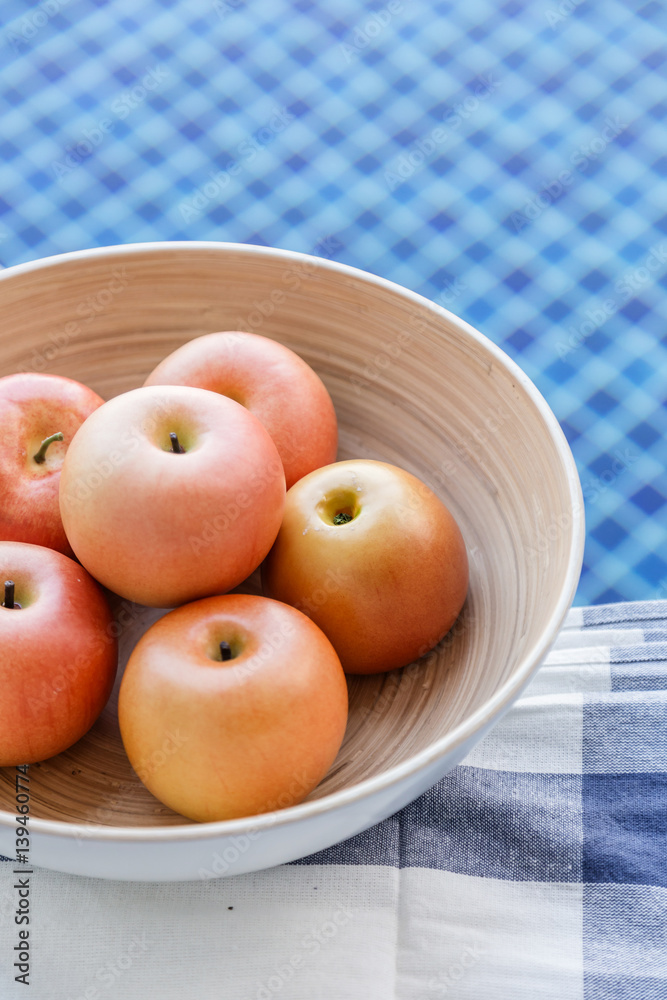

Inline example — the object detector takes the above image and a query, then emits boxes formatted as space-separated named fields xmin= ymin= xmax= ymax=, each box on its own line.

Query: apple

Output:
xmin=0 ymin=541 xmax=117 ymax=765
xmin=118 ymin=594 xmax=348 ymax=822
xmin=0 ymin=373 xmax=104 ymax=555
xmin=262 ymin=460 xmax=469 ymax=674
xmin=143 ymin=331 xmax=338 ymax=489
xmin=59 ymin=385 xmax=286 ymax=607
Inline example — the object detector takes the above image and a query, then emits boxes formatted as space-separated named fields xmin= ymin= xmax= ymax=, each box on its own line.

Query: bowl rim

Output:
xmin=0 ymin=241 xmax=585 ymax=843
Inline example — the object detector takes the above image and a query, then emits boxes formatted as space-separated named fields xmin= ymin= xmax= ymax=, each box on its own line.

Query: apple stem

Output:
xmin=33 ymin=432 xmax=64 ymax=464
xmin=333 ymin=512 xmax=353 ymax=525
xmin=219 ymin=641 xmax=232 ymax=661
xmin=169 ymin=432 xmax=185 ymax=454
xmin=3 ymin=581 xmax=15 ymax=609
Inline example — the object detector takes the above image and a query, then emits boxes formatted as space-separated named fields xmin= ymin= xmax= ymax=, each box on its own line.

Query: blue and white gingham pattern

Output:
xmin=2 ymin=599 xmax=666 ymax=997
xmin=0 ymin=0 xmax=665 ymax=605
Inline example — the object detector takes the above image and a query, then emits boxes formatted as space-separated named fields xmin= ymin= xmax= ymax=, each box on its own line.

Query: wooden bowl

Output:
xmin=0 ymin=243 xmax=584 ymax=879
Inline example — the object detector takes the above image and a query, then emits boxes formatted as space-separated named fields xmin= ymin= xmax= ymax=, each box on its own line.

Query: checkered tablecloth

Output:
xmin=2 ymin=598 xmax=666 ymax=999
xmin=0 ymin=0 xmax=665 ymax=604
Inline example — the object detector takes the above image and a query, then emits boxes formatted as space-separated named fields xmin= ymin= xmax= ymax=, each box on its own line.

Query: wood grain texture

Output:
xmin=0 ymin=244 xmax=580 ymax=828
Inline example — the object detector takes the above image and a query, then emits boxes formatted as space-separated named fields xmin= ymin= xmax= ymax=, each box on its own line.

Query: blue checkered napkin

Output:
xmin=1 ymin=0 xmax=666 ymax=606
xmin=1 ymin=600 xmax=666 ymax=999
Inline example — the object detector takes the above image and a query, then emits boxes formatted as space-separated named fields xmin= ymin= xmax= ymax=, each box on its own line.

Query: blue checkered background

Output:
xmin=1 ymin=0 xmax=665 ymax=604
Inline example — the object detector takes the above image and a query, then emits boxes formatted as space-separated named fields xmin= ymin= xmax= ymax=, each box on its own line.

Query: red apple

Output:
xmin=262 ymin=460 xmax=469 ymax=674
xmin=0 ymin=541 xmax=117 ymax=765
xmin=0 ymin=373 xmax=104 ymax=555
xmin=144 ymin=331 xmax=338 ymax=489
xmin=118 ymin=594 xmax=348 ymax=822
xmin=59 ymin=385 xmax=286 ymax=607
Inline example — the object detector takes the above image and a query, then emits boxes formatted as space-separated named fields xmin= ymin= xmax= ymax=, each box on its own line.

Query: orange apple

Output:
xmin=59 ymin=385 xmax=285 ymax=607
xmin=144 ymin=331 xmax=338 ymax=489
xmin=0 ymin=541 xmax=117 ymax=765
xmin=262 ymin=460 xmax=469 ymax=674
xmin=118 ymin=594 xmax=348 ymax=822
xmin=0 ymin=373 xmax=104 ymax=555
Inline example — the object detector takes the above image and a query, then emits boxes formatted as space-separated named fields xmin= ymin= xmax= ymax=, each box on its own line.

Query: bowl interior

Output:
xmin=0 ymin=244 xmax=581 ymax=828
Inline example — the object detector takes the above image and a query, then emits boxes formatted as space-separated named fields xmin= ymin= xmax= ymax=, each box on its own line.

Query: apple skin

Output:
xmin=118 ymin=594 xmax=348 ymax=822
xmin=143 ymin=331 xmax=338 ymax=489
xmin=59 ymin=385 xmax=286 ymax=608
xmin=0 ymin=541 xmax=117 ymax=766
xmin=262 ymin=460 xmax=469 ymax=674
xmin=0 ymin=373 xmax=104 ymax=555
